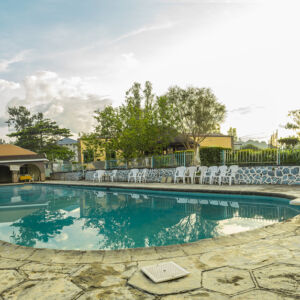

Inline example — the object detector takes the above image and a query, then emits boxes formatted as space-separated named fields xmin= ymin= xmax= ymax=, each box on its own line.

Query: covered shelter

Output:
xmin=0 ymin=145 xmax=48 ymax=183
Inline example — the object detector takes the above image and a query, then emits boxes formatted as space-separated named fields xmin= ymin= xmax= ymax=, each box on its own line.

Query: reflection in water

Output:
xmin=0 ymin=185 xmax=299 ymax=250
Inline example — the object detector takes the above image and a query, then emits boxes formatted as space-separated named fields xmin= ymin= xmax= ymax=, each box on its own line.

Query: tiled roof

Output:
xmin=0 ymin=144 xmax=37 ymax=157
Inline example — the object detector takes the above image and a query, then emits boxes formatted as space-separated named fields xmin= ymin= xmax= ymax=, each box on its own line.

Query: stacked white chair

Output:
xmin=221 ymin=165 xmax=239 ymax=185
xmin=203 ymin=166 xmax=219 ymax=185
xmin=174 ymin=166 xmax=186 ymax=184
xmin=93 ymin=170 xmax=106 ymax=182
xmin=194 ymin=166 xmax=208 ymax=184
xmin=109 ymin=169 xmax=118 ymax=182
xmin=183 ymin=166 xmax=198 ymax=184
xmin=213 ymin=165 xmax=228 ymax=185
xmin=128 ymin=169 xmax=139 ymax=183
xmin=137 ymin=168 xmax=148 ymax=183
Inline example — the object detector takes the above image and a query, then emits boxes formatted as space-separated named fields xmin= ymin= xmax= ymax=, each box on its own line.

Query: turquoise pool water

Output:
xmin=0 ymin=184 xmax=299 ymax=250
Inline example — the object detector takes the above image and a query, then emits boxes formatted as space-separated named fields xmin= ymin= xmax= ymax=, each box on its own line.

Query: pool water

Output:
xmin=0 ymin=184 xmax=299 ymax=250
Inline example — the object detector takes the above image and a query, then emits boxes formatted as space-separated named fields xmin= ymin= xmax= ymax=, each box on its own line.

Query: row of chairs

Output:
xmin=92 ymin=169 xmax=148 ymax=183
xmin=174 ymin=165 xmax=239 ymax=185
xmin=92 ymin=166 xmax=239 ymax=185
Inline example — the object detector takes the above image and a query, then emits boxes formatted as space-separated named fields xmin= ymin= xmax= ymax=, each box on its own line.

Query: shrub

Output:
xmin=199 ymin=147 xmax=230 ymax=166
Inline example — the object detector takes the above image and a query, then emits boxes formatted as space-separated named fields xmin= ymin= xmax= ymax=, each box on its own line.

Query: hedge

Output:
xmin=199 ymin=147 xmax=230 ymax=166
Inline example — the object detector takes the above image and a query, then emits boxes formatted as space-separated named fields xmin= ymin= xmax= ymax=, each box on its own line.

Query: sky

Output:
xmin=0 ymin=0 xmax=300 ymax=142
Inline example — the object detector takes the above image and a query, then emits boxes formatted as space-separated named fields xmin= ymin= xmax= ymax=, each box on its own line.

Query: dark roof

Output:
xmin=57 ymin=138 xmax=78 ymax=145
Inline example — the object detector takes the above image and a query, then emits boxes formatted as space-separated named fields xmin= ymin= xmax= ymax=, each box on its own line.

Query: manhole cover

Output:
xmin=141 ymin=261 xmax=190 ymax=283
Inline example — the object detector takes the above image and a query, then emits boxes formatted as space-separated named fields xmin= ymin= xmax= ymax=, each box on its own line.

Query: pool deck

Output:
xmin=0 ymin=181 xmax=299 ymax=299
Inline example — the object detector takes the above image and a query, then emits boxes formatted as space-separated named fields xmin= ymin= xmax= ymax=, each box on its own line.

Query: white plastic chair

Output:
xmin=128 ymin=169 xmax=139 ymax=183
xmin=174 ymin=166 xmax=186 ymax=184
xmin=137 ymin=168 xmax=148 ymax=183
xmin=213 ymin=165 xmax=228 ymax=185
xmin=203 ymin=166 xmax=218 ymax=184
xmin=93 ymin=170 xmax=106 ymax=182
xmin=194 ymin=166 xmax=208 ymax=184
xmin=221 ymin=165 xmax=239 ymax=185
xmin=109 ymin=170 xmax=118 ymax=182
xmin=183 ymin=166 xmax=197 ymax=184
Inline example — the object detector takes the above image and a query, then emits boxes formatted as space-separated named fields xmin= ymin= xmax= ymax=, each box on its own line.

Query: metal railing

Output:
xmin=222 ymin=149 xmax=300 ymax=166
xmin=105 ymin=151 xmax=195 ymax=170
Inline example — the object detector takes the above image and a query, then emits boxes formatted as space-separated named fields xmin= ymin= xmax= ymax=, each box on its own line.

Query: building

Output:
xmin=57 ymin=138 xmax=79 ymax=162
xmin=0 ymin=144 xmax=48 ymax=183
xmin=78 ymin=134 xmax=233 ymax=163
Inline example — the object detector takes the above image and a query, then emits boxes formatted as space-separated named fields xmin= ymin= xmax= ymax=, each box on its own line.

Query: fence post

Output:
xmin=221 ymin=150 xmax=225 ymax=165
xmin=183 ymin=151 xmax=186 ymax=167
xmin=277 ymin=148 xmax=280 ymax=165
xmin=151 ymin=156 xmax=154 ymax=168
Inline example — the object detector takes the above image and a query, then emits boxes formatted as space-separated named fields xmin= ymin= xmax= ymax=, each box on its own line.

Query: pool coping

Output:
xmin=0 ymin=181 xmax=299 ymax=298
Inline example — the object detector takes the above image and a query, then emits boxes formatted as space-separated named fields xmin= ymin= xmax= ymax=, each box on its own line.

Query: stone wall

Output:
xmin=50 ymin=171 xmax=83 ymax=181
xmin=237 ymin=166 xmax=300 ymax=185
xmin=50 ymin=165 xmax=300 ymax=185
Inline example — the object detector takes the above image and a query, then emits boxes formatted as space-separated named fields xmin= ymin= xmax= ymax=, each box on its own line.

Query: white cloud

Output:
xmin=1 ymin=71 xmax=111 ymax=135
xmin=0 ymin=51 xmax=30 ymax=73
xmin=0 ymin=79 xmax=20 ymax=92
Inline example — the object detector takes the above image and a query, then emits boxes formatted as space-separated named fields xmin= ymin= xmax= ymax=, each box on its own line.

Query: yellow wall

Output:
xmin=197 ymin=136 xmax=233 ymax=149
xmin=78 ymin=139 xmax=106 ymax=163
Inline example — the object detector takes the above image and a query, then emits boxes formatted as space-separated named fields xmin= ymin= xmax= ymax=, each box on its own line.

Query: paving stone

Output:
xmin=231 ymin=289 xmax=296 ymax=300
xmin=0 ymin=244 xmax=35 ymax=260
xmin=128 ymin=257 xmax=203 ymax=295
xmin=211 ymin=235 xmax=241 ymax=247
xmin=130 ymin=247 xmax=160 ymax=261
xmin=181 ymin=240 xmax=221 ymax=255
xmin=25 ymin=271 xmax=68 ymax=280
xmin=0 ymin=257 xmax=26 ymax=269
xmin=77 ymin=286 xmax=155 ymax=300
xmin=202 ymin=267 xmax=255 ymax=295
xmin=121 ymin=262 xmax=138 ymax=279
xmin=78 ymin=251 xmax=104 ymax=263
xmin=200 ymin=242 xmax=292 ymax=270
xmin=102 ymin=249 xmax=131 ymax=263
xmin=239 ymin=241 xmax=293 ymax=265
xmin=26 ymin=249 xmax=57 ymax=263
xmin=20 ymin=262 xmax=81 ymax=274
xmin=50 ymin=250 xmax=83 ymax=264
xmin=2 ymin=278 xmax=82 ymax=300
xmin=161 ymin=290 xmax=230 ymax=299
xmin=72 ymin=263 xmax=126 ymax=289
xmin=0 ymin=270 xmax=24 ymax=293
xmin=155 ymin=245 xmax=186 ymax=259
xmin=276 ymin=235 xmax=300 ymax=251
xmin=253 ymin=264 xmax=300 ymax=296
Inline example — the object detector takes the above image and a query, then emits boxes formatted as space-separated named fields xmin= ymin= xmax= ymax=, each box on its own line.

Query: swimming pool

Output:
xmin=0 ymin=184 xmax=299 ymax=250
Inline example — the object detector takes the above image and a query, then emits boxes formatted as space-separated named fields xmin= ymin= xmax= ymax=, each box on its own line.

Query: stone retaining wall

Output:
xmin=50 ymin=171 xmax=83 ymax=181
xmin=51 ymin=165 xmax=300 ymax=185
xmin=237 ymin=166 xmax=300 ymax=185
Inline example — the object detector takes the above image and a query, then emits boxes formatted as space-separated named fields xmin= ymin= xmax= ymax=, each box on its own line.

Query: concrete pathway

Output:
xmin=0 ymin=182 xmax=299 ymax=299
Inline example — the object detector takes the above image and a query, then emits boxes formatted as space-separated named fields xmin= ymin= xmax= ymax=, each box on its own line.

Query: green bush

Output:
xmin=199 ymin=147 xmax=230 ymax=166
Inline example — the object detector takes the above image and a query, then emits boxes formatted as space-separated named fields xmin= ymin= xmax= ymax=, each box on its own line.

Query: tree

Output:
xmin=164 ymin=86 xmax=226 ymax=151
xmin=6 ymin=106 xmax=74 ymax=161
xmin=227 ymin=127 xmax=238 ymax=142
xmin=285 ymin=110 xmax=300 ymax=138
xmin=89 ymin=82 xmax=176 ymax=160
xmin=241 ymin=144 xmax=259 ymax=150
xmin=278 ymin=137 xmax=299 ymax=149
